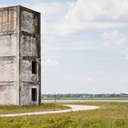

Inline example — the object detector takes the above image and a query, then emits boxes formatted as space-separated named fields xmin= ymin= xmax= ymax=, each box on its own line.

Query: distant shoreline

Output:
xmin=42 ymin=97 xmax=128 ymax=100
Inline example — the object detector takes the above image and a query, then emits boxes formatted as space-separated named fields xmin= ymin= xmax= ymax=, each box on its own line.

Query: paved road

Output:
xmin=0 ymin=105 xmax=100 ymax=117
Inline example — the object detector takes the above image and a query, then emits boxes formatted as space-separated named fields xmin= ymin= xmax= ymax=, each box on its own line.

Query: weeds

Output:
xmin=0 ymin=102 xmax=128 ymax=128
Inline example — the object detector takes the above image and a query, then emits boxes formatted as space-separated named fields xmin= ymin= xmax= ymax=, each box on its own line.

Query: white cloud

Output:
xmin=124 ymin=48 xmax=128 ymax=61
xmin=27 ymin=1 xmax=128 ymax=58
xmin=54 ymin=22 xmax=126 ymax=36
xmin=64 ymin=74 xmax=74 ymax=80
xmin=64 ymin=74 xmax=95 ymax=85
xmin=53 ymin=0 xmax=128 ymax=36
xmin=42 ymin=59 xmax=59 ymax=67
xmin=43 ymin=30 xmax=128 ymax=52
xmin=28 ymin=2 xmax=66 ymax=16
xmin=43 ymin=41 xmax=100 ymax=51
xmin=102 ymin=30 xmax=128 ymax=47
xmin=26 ymin=1 xmax=128 ymax=52
xmin=28 ymin=2 xmax=68 ymax=37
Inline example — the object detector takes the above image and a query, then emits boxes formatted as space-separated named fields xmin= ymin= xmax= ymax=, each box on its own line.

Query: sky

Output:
xmin=1 ymin=0 xmax=128 ymax=94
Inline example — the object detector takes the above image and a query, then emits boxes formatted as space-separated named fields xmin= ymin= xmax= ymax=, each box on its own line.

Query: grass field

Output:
xmin=0 ymin=102 xmax=128 ymax=128
xmin=0 ymin=103 xmax=69 ymax=114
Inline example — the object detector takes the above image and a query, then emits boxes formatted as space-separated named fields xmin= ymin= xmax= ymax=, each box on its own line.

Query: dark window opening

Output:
xmin=32 ymin=61 xmax=37 ymax=74
xmin=32 ymin=88 xmax=37 ymax=101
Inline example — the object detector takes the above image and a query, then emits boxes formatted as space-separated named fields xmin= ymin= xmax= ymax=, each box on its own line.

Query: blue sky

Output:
xmin=1 ymin=0 xmax=128 ymax=94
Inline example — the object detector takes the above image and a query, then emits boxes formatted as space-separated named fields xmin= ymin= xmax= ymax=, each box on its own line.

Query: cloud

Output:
xmin=124 ymin=48 xmax=128 ymax=61
xmin=42 ymin=59 xmax=59 ymax=67
xmin=28 ymin=2 xmax=68 ymax=34
xmin=102 ymin=30 xmax=128 ymax=47
xmin=28 ymin=2 xmax=66 ymax=16
xmin=64 ymin=74 xmax=96 ymax=87
xmin=43 ymin=41 xmax=100 ymax=52
xmin=53 ymin=0 xmax=128 ymax=36
xmin=27 ymin=1 xmax=128 ymax=57
xmin=54 ymin=22 xmax=126 ymax=36
xmin=26 ymin=1 xmax=128 ymax=52
xmin=43 ymin=30 xmax=128 ymax=52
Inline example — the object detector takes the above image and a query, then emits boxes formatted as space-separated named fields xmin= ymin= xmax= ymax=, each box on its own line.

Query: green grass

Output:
xmin=0 ymin=102 xmax=128 ymax=128
xmin=0 ymin=103 xmax=69 ymax=114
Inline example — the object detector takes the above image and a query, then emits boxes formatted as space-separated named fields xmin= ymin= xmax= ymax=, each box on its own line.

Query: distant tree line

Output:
xmin=42 ymin=93 xmax=128 ymax=98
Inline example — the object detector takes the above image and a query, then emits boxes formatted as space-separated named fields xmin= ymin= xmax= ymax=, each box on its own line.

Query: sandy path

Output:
xmin=0 ymin=105 xmax=100 ymax=117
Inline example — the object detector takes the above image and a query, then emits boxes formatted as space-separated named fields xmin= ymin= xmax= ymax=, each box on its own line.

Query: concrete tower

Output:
xmin=0 ymin=5 xmax=41 ymax=105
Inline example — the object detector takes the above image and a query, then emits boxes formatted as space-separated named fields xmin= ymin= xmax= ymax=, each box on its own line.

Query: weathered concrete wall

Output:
xmin=0 ymin=6 xmax=41 ymax=106
xmin=20 ymin=83 xmax=39 ymax=105
xmin=0 ymin=6 xmax=19 ymax=105
xmin=0 ymin=58 xmax=17 ymax=81
xmin=0 ymin=35 xmax=17 ymax=56
xmin=21 ymin=60 xmax=39 ymax=82
xmin=0 ymin=7 xmax=16 ymax=34
xmin=21 ymin=35 xmax=38 ymax=57
xmin=21 ymin=11 xmax=34 ymax=34
xmin=0 ymin=85 xmax=17 ymax=105
xmin=19 ymin=7 xmax=41 ymax=106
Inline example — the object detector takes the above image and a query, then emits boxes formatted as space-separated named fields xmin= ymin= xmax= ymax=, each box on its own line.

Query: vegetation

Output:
xmin=0 ymin=103 xmax=69 ymax=114
xmin=42 ymin=93 xmax=128 ymax=99
xmin=42 ymin=97 xmax=128 ymax=100
xmin=0 ymin=102 xmax=128 ymax=128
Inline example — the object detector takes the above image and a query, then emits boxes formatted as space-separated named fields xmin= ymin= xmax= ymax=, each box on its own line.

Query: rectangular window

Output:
xmin=32 ymin=88 xmax=37 ymax=101
xmin=32 ymin=61 xmax=37 ymax=74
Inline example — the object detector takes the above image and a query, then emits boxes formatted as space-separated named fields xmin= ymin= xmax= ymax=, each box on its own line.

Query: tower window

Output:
xmin=32 ymin=88 xmax=37 ymax=101
xmin=32 ymin=61 xmax=37 ymax=74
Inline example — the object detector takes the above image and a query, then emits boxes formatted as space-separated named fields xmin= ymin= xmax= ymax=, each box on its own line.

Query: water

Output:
xmin=41 ymin=99 xmax=128 ymax=103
